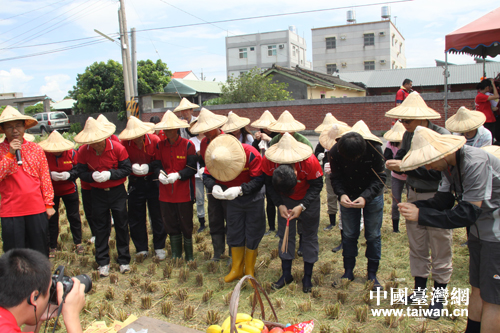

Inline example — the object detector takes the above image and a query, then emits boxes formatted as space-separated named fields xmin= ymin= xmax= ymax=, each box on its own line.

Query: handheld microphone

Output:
xmin=15 ymin=150 xmax=22 ymax=165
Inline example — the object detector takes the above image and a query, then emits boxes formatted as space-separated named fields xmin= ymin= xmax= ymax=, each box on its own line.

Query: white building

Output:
xmin=312 ymin=19 xmax=406 ymax=74
xmin=225 ymin=28 xmax=311 ymax=77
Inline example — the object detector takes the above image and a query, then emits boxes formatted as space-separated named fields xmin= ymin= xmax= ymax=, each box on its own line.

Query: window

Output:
xmin=42 ymin=114 xmax=48 ymax=121
xmin=399 ymin=43 xmax=402 ymax=53
xmin=250 ymin=47 xmax=254 ymax=51
xmin=35 ymin=114 xmax=42 ymax=121
xmin=153 ymin=100 xmax=164 ymax=109
xmin=292 ymin=45 xmax=297 ymax=57
xmin=392 ymin=34 xmax=395 ymax=46
xmin=326 ymin=64 xmax=337 ymax=74
xmin=50 ymin=112 xmax=67 ymax=120
xmin=364 ymin=33 xmax=375 ymax=46
xmin=320 ymin=94 xmax=326 ymax=99
xmin=364 ymin=61 xmax=375 ymax=71
xmin=239 ymin=48 xmax=247 ymax=59
xmin=268 ymin=45 xmax=277 ymax=56
xmin=326 ymin=37 xmax=336 ymax=49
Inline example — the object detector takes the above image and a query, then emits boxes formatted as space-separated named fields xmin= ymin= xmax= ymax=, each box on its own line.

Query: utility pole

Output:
xmin=131 ymin=27 xmax=138 ymax=97
xmin=118 ymin=0 xmax=134 ymax=117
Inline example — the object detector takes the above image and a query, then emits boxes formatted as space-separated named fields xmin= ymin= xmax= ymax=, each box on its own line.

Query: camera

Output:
xmin=49 ymin=266 xmax=92 ymax=305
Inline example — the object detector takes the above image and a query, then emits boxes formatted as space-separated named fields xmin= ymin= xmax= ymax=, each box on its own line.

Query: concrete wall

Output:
xmin=307 ymin=86 xmax=365 ymax=99
xmin=69 ymin=112 xmax=127 ymax=134
xmin=269 ymin=73 xmax=308 ymax=100
xmin=141 ymin=91 xmax=476 ymax=135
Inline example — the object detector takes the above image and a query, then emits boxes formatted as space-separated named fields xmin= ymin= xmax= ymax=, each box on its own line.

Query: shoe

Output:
xmin=224 ymin=247 xmax=245 ymax=283
xmin=184 ymin=237 xmax=194 ymax=262
xmin=211 ymin=234 xmax=225 ymax=261
xmin=155 ymin=249 xmax=166 ymax=261
xmin=275 ymin=232 xmax=279 ymax=238
xmin=197 ymin=225 xmax=206 ymax=233
xmin=272 ymin=259 xmax=293 ymax=290
xmin=170 ymin=234 xmax=183 ymax=259
xmin=324 ymin=224 xmax=334 ymax=231
xmin=271 ymin=275 xmax=294 ymax=290
xmin=99 ymin=265 xmax=110 ymax=277
xmin=136 ymin=251 xmax=148 ymax=259
xmin=302 ymin=262 xmax=314 ymax=293
xmin=264 ymin=230 xmax=274 ymax=236
xmin=244 ymin=248 xmax=258 ymax=278
xmin=332 ymin=243 xmax=343 ymax=253
xmin=49 ymin=248 xmax=56 ymax=258
xmin=119 ymin=264 xmax=131 ymax=274
xmin=427 ymin=302 xmax=443 ymax=320
xmin=341 ymin=269 xmax=355 ymax=281
xmin=342 ymin=256 xmax=355 ymax=281
xmin=461 ymin=241 xmax=468 ymax=247
xmin=75 ymin=244 xmax=85 ymax=255
xmin=367 ymin=261 xmax=383 ymax=291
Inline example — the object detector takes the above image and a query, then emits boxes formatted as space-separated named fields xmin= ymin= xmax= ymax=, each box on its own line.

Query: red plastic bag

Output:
xmin=283 ymin=320 xmax=314 ymax=333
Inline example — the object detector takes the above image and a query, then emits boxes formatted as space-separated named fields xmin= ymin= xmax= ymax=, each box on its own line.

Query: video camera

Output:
xmin=49 ymin=266 xmax=92 ymax=305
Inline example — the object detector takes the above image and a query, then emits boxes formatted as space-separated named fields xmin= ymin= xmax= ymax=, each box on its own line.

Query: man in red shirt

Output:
xmin=75 ymin=117 xmax=132 ymax=277
xmin=0 ymin=106 xmax=55 ymax=256
xmin=190 ymin=108 xmax=229 ymax=260
xmin=119 ymin=116 xmax=167 ymax=260
xmin=39 ymin=131 xmax=83 ymax=256
xmin=152 ymin=111 xmax=197 ymax=261
xmin=0 ymin=249 xmax=85 ymax=333
xmin=262 ymin=133 xmax=323 ymax=293
xmin=475 ymin=78 xmax=499 ymax=139
xmin=395 ymin=79 xmax=413 ymax=105
xmin=204 ymin=135 xmax=265 ymax=282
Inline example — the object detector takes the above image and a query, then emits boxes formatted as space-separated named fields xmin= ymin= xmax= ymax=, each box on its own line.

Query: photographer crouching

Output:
xmin=0 ymin=249 xmax=87 ymax=333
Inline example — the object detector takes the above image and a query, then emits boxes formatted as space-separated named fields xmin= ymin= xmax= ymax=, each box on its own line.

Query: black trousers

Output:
xmin=1 ymin=212 xmax=49 ymax=257
xmin=265 ymin=185 xmax=276 ymax=231
xmin=207 ymin=193 xmax=227 ymax=236
xmin=226 ymin=189 xmax=265 ymax=249
xmin=81 ymin=188 xmax=95 ymax=237
xmin=92 ymin=184 xmax=130 ymax=266
xmin=128 ymin=176 xmax=166 ymax=252
xmin=159 ymin=201 xmax=193 ymax=239
xmin=49 ymin=191 xmax=82 ymax=248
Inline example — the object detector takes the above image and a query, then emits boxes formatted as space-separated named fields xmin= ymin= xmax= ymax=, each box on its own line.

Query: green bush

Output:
xmin=70 ymin=122 xmax=82 ymax=134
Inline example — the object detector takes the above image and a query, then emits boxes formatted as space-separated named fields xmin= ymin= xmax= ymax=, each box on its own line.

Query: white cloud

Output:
xmin=39 ymin=74 xmax=71 ymax=101
xmin=0 ymin=68 xmax=33 ymax=93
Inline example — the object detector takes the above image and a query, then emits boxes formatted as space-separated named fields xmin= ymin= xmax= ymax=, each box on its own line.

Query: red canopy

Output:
xmin=445 ymin=7 xmax=500 ymax=58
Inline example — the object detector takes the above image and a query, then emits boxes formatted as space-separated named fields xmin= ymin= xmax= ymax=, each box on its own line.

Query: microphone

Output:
xmin=15 ymin=150 xmax=22 ymax=165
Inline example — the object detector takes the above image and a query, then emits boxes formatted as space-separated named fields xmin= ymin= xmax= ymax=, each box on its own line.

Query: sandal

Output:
xmin=49 ymin=248 xmax=56 ymax=258
xmin=76 ymin=244 xmax=85 ymax=255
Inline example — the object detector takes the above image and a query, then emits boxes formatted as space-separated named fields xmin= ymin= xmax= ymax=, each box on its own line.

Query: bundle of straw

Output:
xmin=281 ymin=217 xmax=290 ymax=254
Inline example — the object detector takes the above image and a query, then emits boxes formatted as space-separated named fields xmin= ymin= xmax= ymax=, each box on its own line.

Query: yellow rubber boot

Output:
xmin=224 ymin=246 xmax=245 ymax=283
xmin=244 ymin=248 xmax=258 ymax=278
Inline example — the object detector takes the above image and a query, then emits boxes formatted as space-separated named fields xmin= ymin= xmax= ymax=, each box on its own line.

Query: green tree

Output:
xmin=206 ymin=68 xmax=292 ymax=105
xmin=68 ymin=59 xmax=172 ymax=119
xmin=24 ymin=103 xmax=54 ymax=115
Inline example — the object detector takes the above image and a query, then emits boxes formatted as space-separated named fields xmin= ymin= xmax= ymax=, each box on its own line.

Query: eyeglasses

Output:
xmin=2 ymin=123 xmax=25 ymax=132
xmin=398 ymin=119 xmax=413 ymax=124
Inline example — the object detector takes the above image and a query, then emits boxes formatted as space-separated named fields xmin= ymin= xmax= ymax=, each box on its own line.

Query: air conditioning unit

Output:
xmin=380 ymin=59 xmax=386 ymax=64
xmin=379 ymin=31 xmax=386 ymax=36
xmin=340 ymin=36 xmax=346 ymax=40
xmin=279 ymin=44 xmax=285 ymax=49
xmin=341 ymin=62 xmax=347 ymax=67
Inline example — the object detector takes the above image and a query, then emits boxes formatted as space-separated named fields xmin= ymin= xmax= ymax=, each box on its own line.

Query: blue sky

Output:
xmin=0 ymin=0 xmax=499 ymax=101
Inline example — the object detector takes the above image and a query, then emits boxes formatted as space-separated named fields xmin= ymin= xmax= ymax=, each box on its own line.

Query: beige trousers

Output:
xmin=325 ymin=172 xmax=338 ymax=215
xmin=406 ymin=189 xmax=453 ymax=284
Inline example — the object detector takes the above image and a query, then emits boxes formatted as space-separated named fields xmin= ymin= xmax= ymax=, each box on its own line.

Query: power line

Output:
xmin=0 ymin=0 xmax=68 ymax=21
xmin=0 ymin=34 xmax=119 ymax=50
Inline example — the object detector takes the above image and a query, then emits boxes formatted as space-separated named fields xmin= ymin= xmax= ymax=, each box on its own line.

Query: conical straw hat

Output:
xmin=445 ymin=106 xmax=486 ymax=133
xmin=189 ymin=108 xmax=228 ymax=134
xmin=119 ymin=116 xmax=156 ymax=140
xmin=385 ymin=92 xmax=441 ymax=120
xmin=38 ymin=130 xmax=74 ymax=152
xmin=74 ymin=117 xmax=115 ymax=144
xmin=481 ymin=145 xmax=500 ymax=160
xmin=339 ymin=120 xmax=383 ymax=144
xmin=96 ymin=114 xmax=117 ymax=132
xmin=0 ymin=105 xmax=38 ymax=133
xmin=400 ymin=126 xmax=466 ymax=171
xmin=221 ymin=111 xmax=250 ymax=133
xmin=319 ymin=124 xmax=352 ymax=150
xmin=205 ymin=134 xmax=246 ymax=182
xmin=173 ymin=98 xmax=199 ymax=112
xmin=0 ymin=133 xmax=35 ymax=143
xmin=314 ymin=113 xmax=348 ymax=133
xmin=267 ymin=111 xmax=305 ymax=133
xmin=251 ymin=110 xmax=277 ymax=129
xmin=265 ymin=132 xmax=313 ymax=164
xmin=383 ymin=121 xmax=406 ymax=142
xmin=153 ymin=110 xmax=190 ymax=131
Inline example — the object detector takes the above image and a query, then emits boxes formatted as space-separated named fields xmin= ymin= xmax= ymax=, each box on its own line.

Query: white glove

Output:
xmin=224 ymin=186 xmax=242 ymax=200
xmin=324 ymin=162 xmax=331 ymax=175
xmin=140 ymin=164 xmax=149 ymax=174
xmin=60 ymin=171 xmax=70 ymax=181
xmin=92 ymin=171 xmax=102 ymax=182
xmin=198 ymin=167 xmax=205 ymax=178
xmin=167 ymin=172 xmax=181 ymax=184
xmin=51 ymin=171 xmax=61 ymax=181
xmin=317 ymin=153 xmax=325 ymax=161
xmin=159 ymin=173 xmax=169 ymax=185
xmin=132 ymin=163 xmax=142 ymax=175
xmin=99 ymin=171 xmax=111 ymax=182
xmin=212 ymin=185 xmax=225 ymax=200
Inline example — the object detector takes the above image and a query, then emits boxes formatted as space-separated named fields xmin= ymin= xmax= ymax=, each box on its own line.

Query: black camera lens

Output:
xmin=74 ymin=274 xmax=92 ymax=293
xmin=49 ymin=274 xmax=92 ymax=305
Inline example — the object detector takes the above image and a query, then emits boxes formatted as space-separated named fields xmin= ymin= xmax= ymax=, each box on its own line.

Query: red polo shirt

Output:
xmin=475 ymin=92 xmax=496 ymax=123
xmin=0 ymin=139 xmax=54 ymax=217
xmin=155 ymin=135 xmax=196 ymax=203
xmin=200 ymin=130 xmax=224 ymax=162
xmin=77 ymin=139 xmax=129 ymax=189
xmin=262 ymin=155 xmax=323 ymax=201
xmin=45 ymin=150 xmax=77 ymax=197
xmin=395 ymin=87 xmax=410 ymax=105
xmin=110 ymin=134 xmax=120 ymax=142
xmin=205 ymin=144 xmax=262 ymax=188
xmin=122 ymin=134 xmax=159 ymax=177
xmin=155 ymin=131 xmax=167 ymax=141
xmin=0 ymin=307 xmax=27 ymax=333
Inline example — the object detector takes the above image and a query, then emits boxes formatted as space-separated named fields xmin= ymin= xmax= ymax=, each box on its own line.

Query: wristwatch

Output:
xmin=300 ymin=203 xmax=306 ymax=211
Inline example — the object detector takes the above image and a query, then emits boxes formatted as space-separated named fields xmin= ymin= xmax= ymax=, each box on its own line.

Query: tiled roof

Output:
xmin=172 ymin=71 xmax=192 ymax=79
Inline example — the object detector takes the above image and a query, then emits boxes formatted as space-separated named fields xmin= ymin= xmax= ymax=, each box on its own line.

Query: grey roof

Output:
xmin=338 ymin=62 xmax=500 ymax=88
xmin=164 ymin=79 xmax=222 ymax=95
xmin=51 ymin=99 xmax=75 ymax=110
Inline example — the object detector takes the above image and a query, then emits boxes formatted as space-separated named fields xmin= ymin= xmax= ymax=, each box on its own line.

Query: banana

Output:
xmin=248 ymin=319 xmax=264 ymax=330
xmin=207 ymin=325 xmax=222 ymax=333
xmin=235 ymin=313 xmax=253 ymax=323
xmin=237 ymin=324 xmax=261 ymax=333
xmin=221 ymin=317 xmax=231 ymax=332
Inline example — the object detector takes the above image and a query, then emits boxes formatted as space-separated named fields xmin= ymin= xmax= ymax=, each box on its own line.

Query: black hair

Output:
xmin=272 ymin=164 xmax=297 ymax=197
xmin=337 ymin=132 xmax=366 ymax=161
xmin=0 ymin=249 xmax=52 ymax=308
xmin=476 ymin=79 xmax=493 ymax=91
xmin=402 ymin=79 xmax=412 ymax=86
xmin=240 ymin=126 xmax=252 ymax=144
xmin=390 ymin=141 xmax=400 ymax=148
xmin=149 ymin=116 xmax=161 ymax=124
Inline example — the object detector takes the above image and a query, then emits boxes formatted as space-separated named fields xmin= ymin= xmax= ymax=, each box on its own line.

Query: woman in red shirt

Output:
xmin=475 ymin=78 xmax=499 ymax=139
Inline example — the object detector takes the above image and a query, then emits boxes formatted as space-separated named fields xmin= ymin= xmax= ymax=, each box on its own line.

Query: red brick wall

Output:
xmin=142 ymin=92 xmax=476 ymax=132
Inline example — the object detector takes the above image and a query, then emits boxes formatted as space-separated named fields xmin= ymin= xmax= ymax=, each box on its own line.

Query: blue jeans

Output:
xmin=340 ymin=194 xmax=384 ymax=263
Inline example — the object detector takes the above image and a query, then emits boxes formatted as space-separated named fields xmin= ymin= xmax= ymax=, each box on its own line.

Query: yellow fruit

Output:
xmin=207 ymin=325 xmax=222 ymax=333
xmin=237 ymin=324 xmax=261 ymax=333
xmin=248 ymin=319 xmax=264 ymax=330
xmin=221 ymin=317 xmax=231 ymax=332
xmin=235 ymin=313 xmax=253 ymax=323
